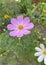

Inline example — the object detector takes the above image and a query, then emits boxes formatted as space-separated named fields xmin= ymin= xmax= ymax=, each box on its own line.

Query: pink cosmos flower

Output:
xmin=7 ymin=15 xmax=34 ymax=37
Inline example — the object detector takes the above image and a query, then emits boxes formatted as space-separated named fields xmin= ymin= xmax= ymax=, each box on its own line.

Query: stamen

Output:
xmin=43 ymin=51 xmax=46 ymax=55
xmin=18 ymin=25 xmax=23 ymax=30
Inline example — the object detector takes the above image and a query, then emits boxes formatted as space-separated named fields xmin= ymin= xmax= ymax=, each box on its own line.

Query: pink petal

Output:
xmin=11 ymin=18 xmax=18 ymax=25
xmin=16 ymin=30 xmax=24 ymax=37
xmin=17 ymin=15 xmax=23 ymax=24
xmin=17 ymin=15 xmax=23 ymax=21
xmin=7 ymin=24 xmax=14 ymax=30
xmin=24 ymin=23 xmax=34 ymax=29
xmin=24 ymin=17 xmax=30 ymax=23
xmin=23 ymin=30 xmax=30 ymax=35
xmin=9 ymin=30 xmax=17 ymax=37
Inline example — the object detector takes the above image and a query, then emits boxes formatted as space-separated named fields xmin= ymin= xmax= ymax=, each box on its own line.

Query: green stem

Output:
xmin=18 ymin=38 xmax=21 ymax=44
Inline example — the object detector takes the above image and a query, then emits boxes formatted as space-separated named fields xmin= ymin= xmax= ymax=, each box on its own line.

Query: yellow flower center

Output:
xmin=4 ymin=14 xmax=9 ymax=19
xmin=43 ymin=51 xmax=46 ymax=55
xmin=18 ymin=25 xmax=23 ymax=30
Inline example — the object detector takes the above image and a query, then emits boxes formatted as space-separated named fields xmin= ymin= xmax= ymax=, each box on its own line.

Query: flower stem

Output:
xmin=18 ymin=38 xmax=21 ymax=44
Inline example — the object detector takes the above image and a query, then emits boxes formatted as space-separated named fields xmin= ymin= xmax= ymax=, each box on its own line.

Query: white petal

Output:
xmin=37 ymin=55 xmax=44 ymax=62
xmin=35 ymin=47 xmax=42 ymax=51
xmin=40 ymin=44 xmax=45 ymax=50
xmin=44 ymin=57 xmax=46 ymax=64
xmin=34 ymin=52 xmax=41 ymax=56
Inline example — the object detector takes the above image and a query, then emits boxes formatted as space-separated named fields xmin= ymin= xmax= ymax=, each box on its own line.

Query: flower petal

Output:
xmin=17 ymin=15 xmax=23 ymax=24
xmin=7 ymin=24 xmax=14 ymax=30
xmin=24 ymin=23 xmax=34 ymax=29
xmin=11 ymin=18 xmax=18 ymax=25
xmin=44 ymin=57 xmax=46 ymax=64
xmin=24 ymin=17 xmax=30 ymax=23
xmin=35 ymin=47 xmax=42 ymax=51
xmin=16 ymin=30 xmax=24 ymax=37
xmin=37 ymin=55 xmax=44 ymax=62
xmin=9 ymin=30 xmax=17 ymax=37
xmin=40 ymin=44 xmax=45 ymax=50
xmin=23 ymin=30 xmax=30 ymax=35
xmin=34 ymin=52 xmax=42 ymax=56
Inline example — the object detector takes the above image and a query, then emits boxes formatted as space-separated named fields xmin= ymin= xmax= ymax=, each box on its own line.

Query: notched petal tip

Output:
xmin=17 ymin=15 xmax=23 ymax=19
xmin=24 ymin=17 xmax=30 ymax=22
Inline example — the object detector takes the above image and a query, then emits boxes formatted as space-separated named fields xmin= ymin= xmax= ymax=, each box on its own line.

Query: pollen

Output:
xmin=43 ymin=51 xmax=46 ymax=55
xmin=18 ymin=25 xmax=23 ymax=30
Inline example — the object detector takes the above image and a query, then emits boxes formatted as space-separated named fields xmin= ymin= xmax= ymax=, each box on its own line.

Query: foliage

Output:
xmin=0 ymin=0 xmax=46 ymax=65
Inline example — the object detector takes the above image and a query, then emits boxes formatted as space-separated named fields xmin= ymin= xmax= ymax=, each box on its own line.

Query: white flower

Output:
xmin=34 ymin=44 xmax=46 ymax=64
